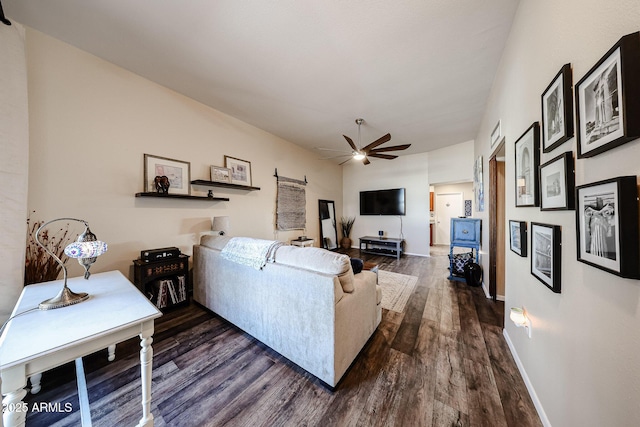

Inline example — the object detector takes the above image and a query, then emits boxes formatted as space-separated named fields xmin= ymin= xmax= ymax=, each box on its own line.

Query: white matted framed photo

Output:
xmin=575 ymin=32 xmax=640 ymax=158
xmin=224 ymin=155 xmax=252 ymax=186
xmin=514 ymin=122 xmax=540 ymax=207
xmin=542 ymin=63 xmax=574 ymax=153
xmin=531 ymin=222 xmax=561 ymax=293
xmin=576 ymin=176 xmax=640 ymax=278
xmin=509 ymin=220 xmax=527 ymax=257
xmin=210 ymin=166 xmax=231 ymax=183
xmin=539 ymin=152 xmax=575 ymax=211
xmin=144 ymin=153 xmax=191 ymax=195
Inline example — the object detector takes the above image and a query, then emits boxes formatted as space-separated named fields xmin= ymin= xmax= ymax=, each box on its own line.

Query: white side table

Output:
xmin=291 ymin=238 xmax=314 ymax=248
xmin=0 ymin=271 xmax=162 ymax=427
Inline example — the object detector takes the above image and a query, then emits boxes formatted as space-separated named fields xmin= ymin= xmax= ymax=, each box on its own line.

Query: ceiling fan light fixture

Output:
xmin=353 ymin=152 xmax=366 ymax=160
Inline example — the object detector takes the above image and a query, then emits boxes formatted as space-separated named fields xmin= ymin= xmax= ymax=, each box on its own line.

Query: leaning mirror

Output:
xmin=318 ymin=200 xmax=338 ymax=250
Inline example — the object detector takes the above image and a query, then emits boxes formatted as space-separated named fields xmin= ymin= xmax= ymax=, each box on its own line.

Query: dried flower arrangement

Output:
xmin=24 ymin=212 xmax=73 ymax=286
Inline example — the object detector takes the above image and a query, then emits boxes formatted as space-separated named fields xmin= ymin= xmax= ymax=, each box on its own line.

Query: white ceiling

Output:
xmin=4 ymin=0 xmax=519 ymax=162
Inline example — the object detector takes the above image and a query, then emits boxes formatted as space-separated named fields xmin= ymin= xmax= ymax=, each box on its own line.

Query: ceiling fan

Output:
xmin=318 ymin=118 xmax=411 ymax=165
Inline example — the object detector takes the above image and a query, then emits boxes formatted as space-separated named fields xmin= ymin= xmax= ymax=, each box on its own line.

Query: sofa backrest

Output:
xmin=199 ymin=235 xmax=355 ymax=293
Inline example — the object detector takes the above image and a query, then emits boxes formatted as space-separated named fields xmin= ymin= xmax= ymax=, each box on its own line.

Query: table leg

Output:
xmin=135 ymin=323 xmax=154 ymax=427
xmin=1 ymin=366 xmax=28 ymax=427
xmin=29 ymin=373 xmax=42 ymax=394
xmin=107 ymin=344 xmax=116 ymax=362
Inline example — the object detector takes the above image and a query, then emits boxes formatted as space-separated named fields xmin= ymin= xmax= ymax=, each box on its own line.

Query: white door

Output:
xmin=435 ymin=193 xmax=464 ymax=245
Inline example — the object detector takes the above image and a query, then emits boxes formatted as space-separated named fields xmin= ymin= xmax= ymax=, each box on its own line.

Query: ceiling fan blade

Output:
xmin=343 ymin=135 xmax=358 ymax=151
xmin=369 ymin=144 xmax=411 ymax=153
xmin=368 ymin=153 xmax=398 ymax=160
xmin=363 ymin=157 xmax=371 ymax=165
xmin=362 ymin=133 xmax=391 ymax=152
xmin=315 ymin=147 xmax=352 ymax=152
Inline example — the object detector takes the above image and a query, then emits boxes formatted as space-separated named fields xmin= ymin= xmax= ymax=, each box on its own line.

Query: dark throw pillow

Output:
xmin=350 ymin=257 xmax=364 ymax=274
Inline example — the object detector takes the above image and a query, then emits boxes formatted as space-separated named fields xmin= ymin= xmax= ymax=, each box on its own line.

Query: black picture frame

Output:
xmin=575 ymin=32 xmax=640 ymax=158
xmin=531 ymin=222 xmax=561 ymax=293
xmin=509 ymin=220 xmax=527 ymax=257
xmin=539 ymin=152 xmax=575 ymax=211
xmin=515 ymin=122 xmax=540 ymax=207
xmin=575 ymin=176 xmax=640 ymax=279
xmin=542 ymin=64 xmax=574 ymax=153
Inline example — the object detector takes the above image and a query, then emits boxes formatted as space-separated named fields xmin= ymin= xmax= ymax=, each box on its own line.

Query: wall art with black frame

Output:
xmin=542 ymin=63 xmax=574 ymax=153
xmin=575 ymin=32 xmax=640 ymax=158
xmin=575 ymin=176 xmax=640 ymax=279
xmin=509 ymin=220 xmax=527 ymax=257
xmin=531 ymin=222 xmax=561 ymax=293
xmin=515 ymin=122 xmax=540 ymax=207
xmin=540 ymin=152 xmax=575 ymax=211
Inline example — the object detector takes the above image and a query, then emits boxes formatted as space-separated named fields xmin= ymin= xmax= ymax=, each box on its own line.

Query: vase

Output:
xmin=340 ymin=237 xmax=352 ymax=249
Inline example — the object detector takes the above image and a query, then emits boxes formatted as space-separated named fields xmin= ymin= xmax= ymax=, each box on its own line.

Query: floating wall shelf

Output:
xmin=190 ymin=180 xmax=261 ymax=191
xmin=135 ymin=192 xmax=229 ymax=202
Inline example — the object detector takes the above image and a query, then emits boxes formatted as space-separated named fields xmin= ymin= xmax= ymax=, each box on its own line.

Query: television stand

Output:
xmin=359 ymin=236 xmax=404 ymax=260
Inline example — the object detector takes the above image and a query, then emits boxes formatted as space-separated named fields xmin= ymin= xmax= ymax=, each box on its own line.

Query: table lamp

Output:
xmin=212 ymin=216 xmax=230 ymax=236
xmin=35 ymin=218 xmax=108 ymax=310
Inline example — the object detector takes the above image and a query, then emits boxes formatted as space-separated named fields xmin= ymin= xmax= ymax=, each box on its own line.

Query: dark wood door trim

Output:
xmin=489 ymin=155 xmax=497 ymax=301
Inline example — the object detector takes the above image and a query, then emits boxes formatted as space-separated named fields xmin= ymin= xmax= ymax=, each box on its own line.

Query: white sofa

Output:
xmin=193 ymin=235 xmax=382 ymax=387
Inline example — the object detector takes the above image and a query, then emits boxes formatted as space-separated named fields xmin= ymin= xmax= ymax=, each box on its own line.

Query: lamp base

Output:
xmin=39 ymin=285 xmax=89 ymax=310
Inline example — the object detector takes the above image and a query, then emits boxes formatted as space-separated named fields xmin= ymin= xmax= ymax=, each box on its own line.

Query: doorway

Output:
xmin=489 ymin=140 xmax=506 ymax=302
xmin=435 ymin=192 xmax=463 ymax=245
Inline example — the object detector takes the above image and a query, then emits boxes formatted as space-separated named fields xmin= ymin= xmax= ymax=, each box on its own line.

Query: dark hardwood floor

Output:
xmin=24 ymin=246 xmax=541 ymax=426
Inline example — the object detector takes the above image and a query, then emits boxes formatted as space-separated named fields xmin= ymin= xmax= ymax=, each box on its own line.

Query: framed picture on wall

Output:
xmin=539 ymin=152 xmax=575 ymax=211
xmin=576 ymin=176 xmax=640 ymax=278
xmin=210 ymin=166 xmax=231 ymax=183
xmin=509 ymin=220 xmax=527 ymax=257
xmin=575 ymin=32 xmax=640 ymax=158
xmin=531 ymin=222 xmax=561 ymax=293
xmin=541 ymin=63 xmax=574 ymax=153
xmin=514 ymin=122 xmax=540 ymax=207
xmin=143 ymin=153 xmax=191 ymax=195
xmin=224 ymin=155 xmax=252 ymax=186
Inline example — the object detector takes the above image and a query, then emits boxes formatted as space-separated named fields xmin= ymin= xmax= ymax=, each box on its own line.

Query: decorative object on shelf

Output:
xmin=510 ymin=307 xmax=532 ymax=338
xmin=154 ymin=175 xmax=170 ymax=193
xmin=530 ymin=222 xmax=561 ymax=293
xmin=490 ymin=120 xmax=501 ymax=149
xmin=378 ymin=230 xmax=384 ymax=238
xmin=474 ymin=156 xmax=484 ymax=212
xmin=539 ymin=151 xmax=575 ymax=211
xmin=509 ymin=220 xmax=527 ymax=257
xmin=576 ymin=32 xmax=640 ymax=158
xmin=212 ymin=216 xmax=230 ymax=236
xmin=276 ymin=173 xmax=307 ymax=230
xmin=224 ymin=155 xmax=252 ymax=186
xmin=340 ymin=216 xmax=356 ymax=249
xmin=575 ymin=176 xmax=639 ymax=279
xmin=210 ymin=165 xmax=231 ymax=183
xmin=144 ymin=153 xmax=191 ymax=195
xmin=542 ymin=63 xmax=574 ymax=153
xmin=34 ymin=218 xmax=108 ymax=309
xmin=515 ymin=122 xmax=541 ymax=207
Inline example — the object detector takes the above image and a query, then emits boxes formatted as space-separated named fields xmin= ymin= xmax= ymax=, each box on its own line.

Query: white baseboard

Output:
xmin=502 ymin=329 xmax=552 ymax=427
xmin=480 ymin=282 xmax=505 ymax=301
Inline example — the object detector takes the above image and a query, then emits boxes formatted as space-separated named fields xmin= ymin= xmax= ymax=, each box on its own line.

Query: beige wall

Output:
xmin=25 ymin=28 xmax=343 ymax=281
xmin=474 ymin=1 xmax=640 ymax=426
xmin=0 ymin=23 xmax=29 ymax=323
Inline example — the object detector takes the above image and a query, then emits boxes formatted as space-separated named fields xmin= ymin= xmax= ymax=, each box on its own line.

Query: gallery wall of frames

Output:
xmin=508 ymin=31 xmax=640 ymax=293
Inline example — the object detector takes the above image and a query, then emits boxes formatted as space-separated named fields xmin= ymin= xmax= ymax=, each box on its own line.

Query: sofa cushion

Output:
xmin=274 ymin=246 xmax=355 ymax=293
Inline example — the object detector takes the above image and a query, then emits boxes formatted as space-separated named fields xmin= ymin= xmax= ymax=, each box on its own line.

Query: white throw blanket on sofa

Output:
xmin=220 ymin=237 xmax=284 ymax=270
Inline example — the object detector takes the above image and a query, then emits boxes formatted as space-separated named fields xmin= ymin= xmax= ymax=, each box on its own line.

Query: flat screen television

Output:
xmin=360 ymin=188 xmax=406 ymax=216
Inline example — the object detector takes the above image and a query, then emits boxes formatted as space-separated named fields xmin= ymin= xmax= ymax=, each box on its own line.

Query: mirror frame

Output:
xmin=318 ymin=199 xmax=338 ymax=251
